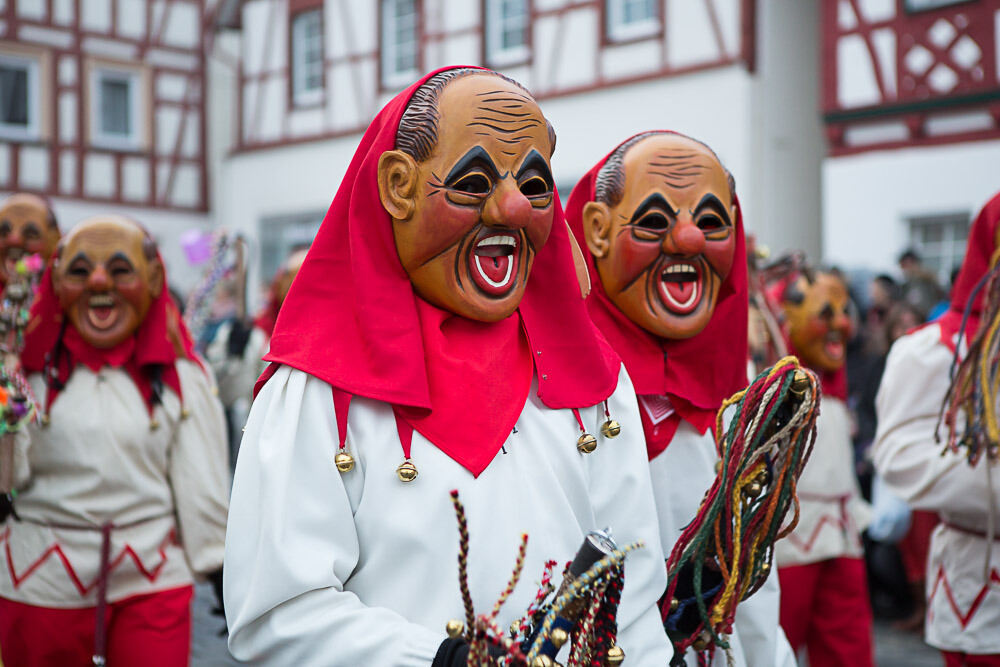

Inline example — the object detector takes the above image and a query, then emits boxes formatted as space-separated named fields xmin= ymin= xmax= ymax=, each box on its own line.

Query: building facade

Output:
xmin=0 ymin=0 xmax=221 ymax=286
xmin=216 ymin=0 xmax=824 ymax=288
xmin=821 ymin=0 xmax=1000 ymax=282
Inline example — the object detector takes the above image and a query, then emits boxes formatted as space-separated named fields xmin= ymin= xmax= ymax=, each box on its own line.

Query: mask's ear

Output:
xmin=148 ymin=258 xmax=164 ymax=299
xmin=566 ymin=221 xmax=591 ymax=298
xmin=582 ymin=201 xmax=612 ymax=259
xmin=378 ymin=150 xmax=419 ymax=221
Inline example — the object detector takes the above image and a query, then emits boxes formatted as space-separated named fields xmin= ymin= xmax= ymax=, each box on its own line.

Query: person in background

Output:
xmin=0 ymin=215 xmax=229 ymax=665
xmin=772 ymin=269 xmax=875 ymax=667
xmin=875 ymin=192 xmax=1000 ymax=666
xmin=898 ymin=248 xmax=946 ymax=320
xmin=0 ymin=193 xmax=61 ymax=286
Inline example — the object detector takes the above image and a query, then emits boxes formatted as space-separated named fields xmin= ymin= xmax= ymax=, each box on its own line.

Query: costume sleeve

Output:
xmin=873 ymin=326 xmax=1000 ymax=519
xmin=4 ymin=429 xmax=30 ymax=491
xmin=585 ymin=365 xmax=674 ymax=664
xmin=731 ymin=568 xmax=797 ymax=667
xmin=169 ymin=359 xmax=230 ymax=577
xmin=224 ymin=366 xmax=444 ymax=666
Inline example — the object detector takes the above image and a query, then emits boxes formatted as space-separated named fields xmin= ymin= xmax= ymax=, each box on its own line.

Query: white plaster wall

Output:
xmin=822 ymin=139 xmax=1000 ymax=274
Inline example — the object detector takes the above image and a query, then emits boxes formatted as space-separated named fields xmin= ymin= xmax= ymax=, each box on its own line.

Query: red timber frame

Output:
xmin=822 ymin=0 xmax=1000 ymax=156
xmin=235 ymin=0 xmax=758 ymax=153
xmin=0 ymin=0 xmax=211 ymax=212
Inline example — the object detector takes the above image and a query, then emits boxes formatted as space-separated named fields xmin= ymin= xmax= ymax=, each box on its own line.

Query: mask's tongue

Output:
xmin=665 ymin=280 xmax=695 ymax=303
xmin=478 ymin=254 xmax=510 ymax=283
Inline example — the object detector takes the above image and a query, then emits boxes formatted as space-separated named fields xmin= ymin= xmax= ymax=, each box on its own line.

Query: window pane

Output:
xmin=392 ymin=0 xmax=417 ymax=74
xmin=292 ymin=9 xmax=324 ymax=99
xmin=0 ymin=65 xmax=29 ymax=126
xmin=623 ymin=0 xmax=655 ymax=23
xmin=100 ymin=77 xmax=131 ymax=136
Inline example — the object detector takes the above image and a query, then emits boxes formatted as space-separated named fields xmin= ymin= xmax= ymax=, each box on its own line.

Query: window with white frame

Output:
xmin=485 ymin=0 xmax=529 ymax=67
xmin=0 ymin=53 xmax=40 ymax=140
xmin=908 ymin=212 xmax=971 ymax=285
xmin=381 ymin=0 xmax=419 ymax=88
xmin=605 ymin=0 xmax=659 ymax=42
xmin=291 ymin=9 xmax=324 ymax=106
xmin=90 ymin=66 xmax=143 ymax=149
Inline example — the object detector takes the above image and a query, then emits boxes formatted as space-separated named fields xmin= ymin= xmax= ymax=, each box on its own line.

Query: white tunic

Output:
xmin=874 ymin=323 xmax=1000 ymax=654
xmin=775 ymin=397 xmax=870 ymax=567
xmin=224 ymin=365 xmax=673 ymax=666
xmin=650 ymin=420 xmax=796 ymax=667
xmin=204 ymin=320 xmax=269 ymax=407
xmin=1 ymin=360 xmax=230 ymax=607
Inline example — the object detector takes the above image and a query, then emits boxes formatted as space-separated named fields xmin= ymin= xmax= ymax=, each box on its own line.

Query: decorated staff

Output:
xmin=0 ymin=216 xmax=230 ymax=665
xmin=0 ymin=193 xmax=60 ymax=288
xmin=223 ymin=66 xmax=672 ymax=665
xmin=875 ymin=191 xmax=1000 ymax=665
xmin=770 ymin=266 xmax=874 ymax=667
xmin=567 ymin=130 xmax=795 ymax=666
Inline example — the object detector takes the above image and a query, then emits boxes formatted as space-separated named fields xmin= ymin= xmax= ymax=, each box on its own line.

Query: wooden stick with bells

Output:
xmin=444 ymin=491 xmax=636 ymax=666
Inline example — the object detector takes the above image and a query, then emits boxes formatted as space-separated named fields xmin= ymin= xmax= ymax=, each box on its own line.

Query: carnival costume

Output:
xmin=223 ymin=67 xmax=672 ymax=666
xmin=874 ymin=191 xmax=1000 ymax=664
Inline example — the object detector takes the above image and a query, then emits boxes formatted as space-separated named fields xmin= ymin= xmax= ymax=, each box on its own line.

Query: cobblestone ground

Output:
xmin=190 ymin=582 xmax=944 ymax=667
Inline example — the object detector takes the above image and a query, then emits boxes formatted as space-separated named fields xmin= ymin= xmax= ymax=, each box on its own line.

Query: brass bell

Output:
xmin=40 ymin=413 xmax=50 ymax=427
xmin=760 ymin=561 xmax=771 ymax=575
xmin=149 ymin=418 xmax=161 ymax=431
xmin=531 ymin=656 xmax=554 ymax=667
xmin=445 ymin=619 xmax=464 ymax=639
xmin=606 ymin=645 xmax=625 ymax=665
xmin=744 ymin=481 xmax=763 ymax=499
xmin=335 ymin=450 xmax=355 ymax=473
xmin=670 ymin=597 xmax=679 ymax=612
xmin=790 ymin=369 xmax=810 ymax=397
xmin=714 ymin=459 xmax=723 ymax=473
xmin=180 ymin=407 xmax=191 ymax=420
xmin=600 ymin=419 xmax=621 ymax=438
xmin=692 ymin=630 xmax=712 ymax=651
xmin=396 ymin=459 xmax=418 ymax=482
xmin=577 ymin=432 xmax=597 ymax=454
xmin=550 ymin=627 xmax=569 ymax=649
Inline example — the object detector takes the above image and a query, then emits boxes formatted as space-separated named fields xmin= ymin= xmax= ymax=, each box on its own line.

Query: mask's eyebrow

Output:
xmin=67 ymin=251 xmax=93 ymax=267
xmin=693 ymin=193 xmax=732 ymax=226
xmin=515 ymin=149 xmax=553 ymax=187
xmin=629 ymin=193 xmax=677 ymax=222
xmin=108 ymin=251 xmax=136 ymax=267
xmin=445 ymin=146 xmax=500 ymax=185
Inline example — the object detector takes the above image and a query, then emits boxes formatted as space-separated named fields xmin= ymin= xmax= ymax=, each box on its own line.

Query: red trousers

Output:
xmin=0 ymin=585 xmax=192 ymax=666
xmin=943 ymin=652 xmax=1000 ymax=666
xmin=778 ymin=557 xmax=874 ymax=667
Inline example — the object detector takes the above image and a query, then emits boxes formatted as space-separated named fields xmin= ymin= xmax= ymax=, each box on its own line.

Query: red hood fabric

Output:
xmin=934 ymin=191 xmax=1000 ymax=352
xmin=257 ymin=65 xmax=621 ymax=477
xmin=564 ymin=131 xmax=749 ymax=460
xmin=22 ymin=259 xmax=199 ymax=416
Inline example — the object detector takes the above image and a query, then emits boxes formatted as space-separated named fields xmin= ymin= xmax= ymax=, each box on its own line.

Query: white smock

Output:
xmin=874 ymin=323 xmax=1000 ymax=654
xmin=224 ymin=364 xmax=673 ymax=666
xmin=650 ymin=419 xmax=796 ymax=667
xmin=775 ymin=397 xmax=870 ymax=567
xmin=1 ymin=360 xmax=230 ymax=607
xmin=203 ymin=320 xmax=269 ymax=408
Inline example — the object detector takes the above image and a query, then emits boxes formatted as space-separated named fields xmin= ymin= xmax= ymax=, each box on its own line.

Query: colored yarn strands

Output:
xmin=938 ymin=263 xmax=1000 ymax=465
xmin=660 ymin=357 xmax=819 ymax=664
xmin=446 ymin=490 xmax=636 ymax=666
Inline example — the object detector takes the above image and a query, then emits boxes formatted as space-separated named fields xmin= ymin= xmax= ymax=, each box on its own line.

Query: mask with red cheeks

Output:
xmin=782 ymin=272 xmax=854 ymax=373
xmin=378 ymin=73 xmax=555 ymax=322
xmin=584 ymin=133 xmax=737 ymax=339
xmin=274 ymin=248 xmax=308 ymax=307
xmin=53 ymin=217 xmax=164 ymax=349
xmin=0 ymin=193 xmax=61 ymax=281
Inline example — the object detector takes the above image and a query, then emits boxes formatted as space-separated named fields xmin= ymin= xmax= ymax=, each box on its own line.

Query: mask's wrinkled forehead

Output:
xmin=470 ymin=86 xmax=545 ymax=157
xmin=641 ymin=147 xmax=720 ymax=193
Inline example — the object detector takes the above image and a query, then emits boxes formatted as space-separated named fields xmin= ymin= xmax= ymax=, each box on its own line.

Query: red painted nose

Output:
xmin=87 ymin=265 xmax=111 ymax=289
xmin=663 ymin=220 xmax=705 ymax=255
xmin=483 ymin=180 xmax=531 ymax=229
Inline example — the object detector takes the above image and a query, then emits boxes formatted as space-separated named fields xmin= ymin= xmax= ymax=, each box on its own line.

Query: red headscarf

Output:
xmin=257 ymin=66 xmax=620 ymax=477
xmin=565 ymin=132 xmax=749 ymax=460
xmin=934 ymin=191 xmax=1000 ymax=352
xmin=22 ymin=258 xmax=199 ymax=416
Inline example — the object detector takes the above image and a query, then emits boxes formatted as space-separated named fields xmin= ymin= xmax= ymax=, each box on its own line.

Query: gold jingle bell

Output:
xmin=445 ymin=619 xmax=464 ymax=639
xmin=149 ymin=418 xmax=161 ymax=431
xmin=760 ymin=561 xmax=771 ymax=575
xmin=396 ymin=459 xmax=418 ymax=482
xmin=549 ymin=627 xmax=569 ymax=649
xmin=40 ymin=413 xmax=50 ymax=427
xmin=670 ymin=597 xmax=679 ymax=612
xmin=531 ymin=656 xmax=554 ymax=667
xmin=180 ymin=407 xmax=191 ymax=420
xmin=335 ymin=450 xmax=355 ymax=473
xmin=692 ymin=630 xmax=713 ymax=652
xmin=744 ymin=480 xmax=763 ymax=499
xmin=577 ymin=432 xmax=597 ymax=454
xmin=790 ymin=368 xmax=810 ymax=396
xmin=606 ymin=645 xmax=626 ymax=665
xmin=600 ymin=419 xmax=621 ymax=438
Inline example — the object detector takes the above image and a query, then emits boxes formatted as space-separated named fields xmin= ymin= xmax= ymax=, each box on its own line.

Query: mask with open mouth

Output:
xmin=781 ymin=272 xmax=853 ymax=373
xmin=52 ymin=216 xmax=163 ymax=349
xmin=378 ymin=71 xmax=555 ymax=322
xmin=0 ymin=193 xmax=60 ymax=283
xmin=583 ymin=133 xmax=736 ymax=339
